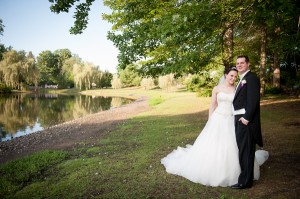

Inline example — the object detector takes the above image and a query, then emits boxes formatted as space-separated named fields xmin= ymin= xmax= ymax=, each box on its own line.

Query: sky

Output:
xmin=0 ymin=0 xmax=118 ymax=73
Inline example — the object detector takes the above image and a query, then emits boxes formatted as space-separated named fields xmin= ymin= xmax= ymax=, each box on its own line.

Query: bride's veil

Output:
xmin=218 ymin=75 xmax=225 ymax=85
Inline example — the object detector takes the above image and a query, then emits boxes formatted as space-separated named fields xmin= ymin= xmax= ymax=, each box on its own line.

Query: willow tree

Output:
xmin=24 ymin=51 xmax=39 ymax=89
xmin=0 ymin=50 xmax=39 ymax=89
xmin=72 ymin=60 xmax=98 ymax=90
xmin=0 ymin=50 xmax=29 ymax=89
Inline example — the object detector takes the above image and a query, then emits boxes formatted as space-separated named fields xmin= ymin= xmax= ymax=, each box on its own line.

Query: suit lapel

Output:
xmin=234 ymin=72 xmax=250 ymax=100
xmin=234 ymin=80 xmax=243 ymax=99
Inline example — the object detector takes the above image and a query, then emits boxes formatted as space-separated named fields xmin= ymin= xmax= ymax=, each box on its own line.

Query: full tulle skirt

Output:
xmin=161 ymin=111 xmax=241 ymax=187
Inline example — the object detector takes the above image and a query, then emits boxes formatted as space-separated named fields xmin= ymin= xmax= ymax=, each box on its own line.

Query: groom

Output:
xmin=231 ymin=55 xmax=263 ymax=189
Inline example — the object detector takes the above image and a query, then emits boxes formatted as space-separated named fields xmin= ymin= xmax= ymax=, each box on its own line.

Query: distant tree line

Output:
xmin=0 ymin=45 xmax=113 ymax=92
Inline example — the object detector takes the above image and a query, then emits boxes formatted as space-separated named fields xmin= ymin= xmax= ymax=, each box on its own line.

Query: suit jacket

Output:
xmin=233 ymin=71 xmax=263 ymax=147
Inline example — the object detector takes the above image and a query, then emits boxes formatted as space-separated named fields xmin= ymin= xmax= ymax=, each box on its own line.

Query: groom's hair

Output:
xmin=237 ymin=55 xmax=249 ymax=63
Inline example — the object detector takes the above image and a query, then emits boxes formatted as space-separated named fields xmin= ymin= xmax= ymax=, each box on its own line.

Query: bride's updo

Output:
xmin=218 ymin=66 xmax=238 ymax=85
xmin=224 ymin=66 xmax=238 ymax=75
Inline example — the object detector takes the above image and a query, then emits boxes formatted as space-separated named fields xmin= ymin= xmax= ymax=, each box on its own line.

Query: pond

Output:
xmin=0 ymin=93 xmax=133 ymax=142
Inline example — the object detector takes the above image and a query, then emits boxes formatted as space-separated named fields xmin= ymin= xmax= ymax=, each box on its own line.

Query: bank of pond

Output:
xmin=0 ymin=93 xmax=133 ymax=142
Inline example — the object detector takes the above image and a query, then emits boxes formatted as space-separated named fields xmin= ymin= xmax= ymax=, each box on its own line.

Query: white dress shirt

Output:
xmin=232 ymin=70 xmax=250 ymax=116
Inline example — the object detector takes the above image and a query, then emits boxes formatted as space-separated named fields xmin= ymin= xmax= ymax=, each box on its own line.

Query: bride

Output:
xmin=161 ymin=66 xmax=268 ymax=187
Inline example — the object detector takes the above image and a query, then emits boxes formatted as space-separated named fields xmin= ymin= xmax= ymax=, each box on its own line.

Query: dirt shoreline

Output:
xmin=0 ymin=95 xmax=150 ymax=164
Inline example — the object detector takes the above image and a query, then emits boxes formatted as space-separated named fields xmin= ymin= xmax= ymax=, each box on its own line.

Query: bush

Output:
xmin=111 ymin=74 xmax=123 ymax=89
xmin=265 ymin=87 xmax=283 ymax=94
xmin=141 ymin=77 xmax=155 ymax=90
xmin=158 ymin=74 xmax=177 ymax=90
xmin=183 ymin=65 xmax=224 ymax=97
xmin=0 ymin=83 xmax=12 ymax=93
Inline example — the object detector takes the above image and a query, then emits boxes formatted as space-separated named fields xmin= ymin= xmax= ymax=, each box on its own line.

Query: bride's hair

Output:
xmin=218 ymin=66 xmax=238 ymax=85
xmin=224 ymin=66 xmax=238 ymax=75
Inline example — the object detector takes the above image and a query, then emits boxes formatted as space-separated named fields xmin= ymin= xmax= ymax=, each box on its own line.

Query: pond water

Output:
xmin=0 ymin=93 xmax=133 ymax=142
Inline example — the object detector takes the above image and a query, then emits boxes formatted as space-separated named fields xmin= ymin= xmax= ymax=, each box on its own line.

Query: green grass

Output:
xmin=149 ymin=96 xmax=164 ymax=106
xmin=0 ymin=150 xmax=69 ymax=198
xmin=1 ymin=88 xmax=299 ymax=198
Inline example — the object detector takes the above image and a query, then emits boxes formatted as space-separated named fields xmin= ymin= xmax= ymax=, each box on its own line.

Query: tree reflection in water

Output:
xmin=0 ymin=93 xmax=133 ymax=141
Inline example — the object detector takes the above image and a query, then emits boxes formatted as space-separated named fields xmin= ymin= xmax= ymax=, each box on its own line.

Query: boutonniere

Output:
xmin=241 ymin=80 xmax=247 ymax=87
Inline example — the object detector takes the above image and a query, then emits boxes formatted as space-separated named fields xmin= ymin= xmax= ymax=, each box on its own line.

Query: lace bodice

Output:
xmin=214 ymin=92 xmax=234 ymax=116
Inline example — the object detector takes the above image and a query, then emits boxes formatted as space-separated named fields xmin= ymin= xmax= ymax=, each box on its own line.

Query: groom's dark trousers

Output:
xmin=233 ymin=71 xmax=263 ymax=187
xmin=235 ymin=115 xmax=256 ymax=186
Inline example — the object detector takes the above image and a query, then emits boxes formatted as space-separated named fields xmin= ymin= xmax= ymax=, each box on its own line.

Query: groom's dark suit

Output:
xmin=233 ymin=71 xmax=263 ymax=187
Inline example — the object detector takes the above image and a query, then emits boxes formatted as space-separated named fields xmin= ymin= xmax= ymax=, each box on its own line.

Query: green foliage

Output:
xmin=49 ymin=0 xmax=96 ymax=34
xmin=99 ymin=70 xmax=113 ymax=88
xmin=185 ymin=74 xmax=213 ymax=97
xmin=0 ymin=83 xmax=11 ymax=93
xmin=0 ymin=18 xmax=4 ymax=36
xmin=104 ymin=0 xmax=224 ymax=76
xmin=265 ymin=87 xmax=283 ymax=95
xmin=0 ymin=50 xmax=39 ymax=90
xmin=0 ymin=48 xmax=113 ymax=91
xmin=0 ymin=43 xmax=10 ymax=61
xmin=184 ymin=64 xmax=224 ymax=96
xmin=36 ymin=50 xmax=60 ymax=85
xmin=280 ymin=69 xmax=300 ymax=88
xmin=47 ymin=0 xmax=300 ymax=92
xmin=118 ymin=64 xmax=142 ymax=87
xmin=0 ymin=150 xmax=69 ymax=197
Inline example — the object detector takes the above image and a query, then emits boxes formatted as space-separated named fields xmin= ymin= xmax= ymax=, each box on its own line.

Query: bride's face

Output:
xmin=226 ymin=71 xmax=238 ymax=85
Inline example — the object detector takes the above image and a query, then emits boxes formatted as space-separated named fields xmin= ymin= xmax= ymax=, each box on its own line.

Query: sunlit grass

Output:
xmin=149 ymin=96 xmax=164 ymax=106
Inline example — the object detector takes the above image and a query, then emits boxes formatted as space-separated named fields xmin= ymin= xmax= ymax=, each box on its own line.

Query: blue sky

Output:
xmin=0 ymin=0 xmax=118 ymax=73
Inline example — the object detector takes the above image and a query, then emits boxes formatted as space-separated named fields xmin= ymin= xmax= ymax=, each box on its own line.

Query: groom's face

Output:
xmin=236 ymin=57 xmax=250 ymax=75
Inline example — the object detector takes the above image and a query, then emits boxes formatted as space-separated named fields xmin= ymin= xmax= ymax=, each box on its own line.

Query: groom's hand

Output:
xmin=239 ymin=117 xmax=249 ymax=125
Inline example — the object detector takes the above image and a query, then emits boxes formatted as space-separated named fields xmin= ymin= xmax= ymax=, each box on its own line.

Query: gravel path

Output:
xmin=0 ymin=96 xmax=150 ymax=164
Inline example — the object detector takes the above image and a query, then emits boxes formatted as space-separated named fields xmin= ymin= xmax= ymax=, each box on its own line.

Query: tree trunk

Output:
xmin=272 ymin=52 xmax=280 ymax=88
xmin=260 ymin=26 xmax=267 ymax=96
xmin=222 ymin=23 xmax=234 ymax=68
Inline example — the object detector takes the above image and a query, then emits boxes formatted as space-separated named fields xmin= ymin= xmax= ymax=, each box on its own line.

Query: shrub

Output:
xmin=265 ymin=87 xmax=283 ymax=94
xmin=141 ymin=77 xmax=155 ymax=90
xmin=0 ymin=83 xmax=12 ymax=93
xmin=158 ymin=74 xmax=177 ymax=90
xmin=111 ymin=74 xmax=123 ymax=89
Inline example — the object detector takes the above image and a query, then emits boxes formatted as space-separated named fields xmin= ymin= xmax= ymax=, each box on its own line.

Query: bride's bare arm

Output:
xmin=209 ymin=87 xmax=218 ymax=118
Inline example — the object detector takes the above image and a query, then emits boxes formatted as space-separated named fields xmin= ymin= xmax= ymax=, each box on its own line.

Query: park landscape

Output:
xmin=0 ymin=87 xmax=299 ymax=198
xmin=0 ymin=0 xmax=300 ymax=198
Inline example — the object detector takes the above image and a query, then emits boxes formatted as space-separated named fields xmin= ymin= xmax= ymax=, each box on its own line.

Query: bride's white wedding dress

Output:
xmin=161 ymin=92 xmax=268 ymax=187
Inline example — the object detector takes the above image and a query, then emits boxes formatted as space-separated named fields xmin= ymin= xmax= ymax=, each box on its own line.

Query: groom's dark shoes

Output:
xmin=230 ymin=183 xmax=252 ymax=189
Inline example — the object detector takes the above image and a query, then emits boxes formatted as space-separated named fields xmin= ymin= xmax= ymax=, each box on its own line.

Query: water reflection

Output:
xmin=0 ymin=93 xmax=133 ymax=141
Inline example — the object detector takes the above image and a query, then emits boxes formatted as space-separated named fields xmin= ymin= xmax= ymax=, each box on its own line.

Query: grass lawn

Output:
xmin=1 ymin=88 xmax=299 ymax=198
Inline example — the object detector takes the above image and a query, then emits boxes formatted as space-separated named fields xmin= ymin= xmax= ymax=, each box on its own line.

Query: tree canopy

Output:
xmin=48 ymin=0 xmax=299 ymax=82
xmin=49 ymin=0 xmax=96 ymax=34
